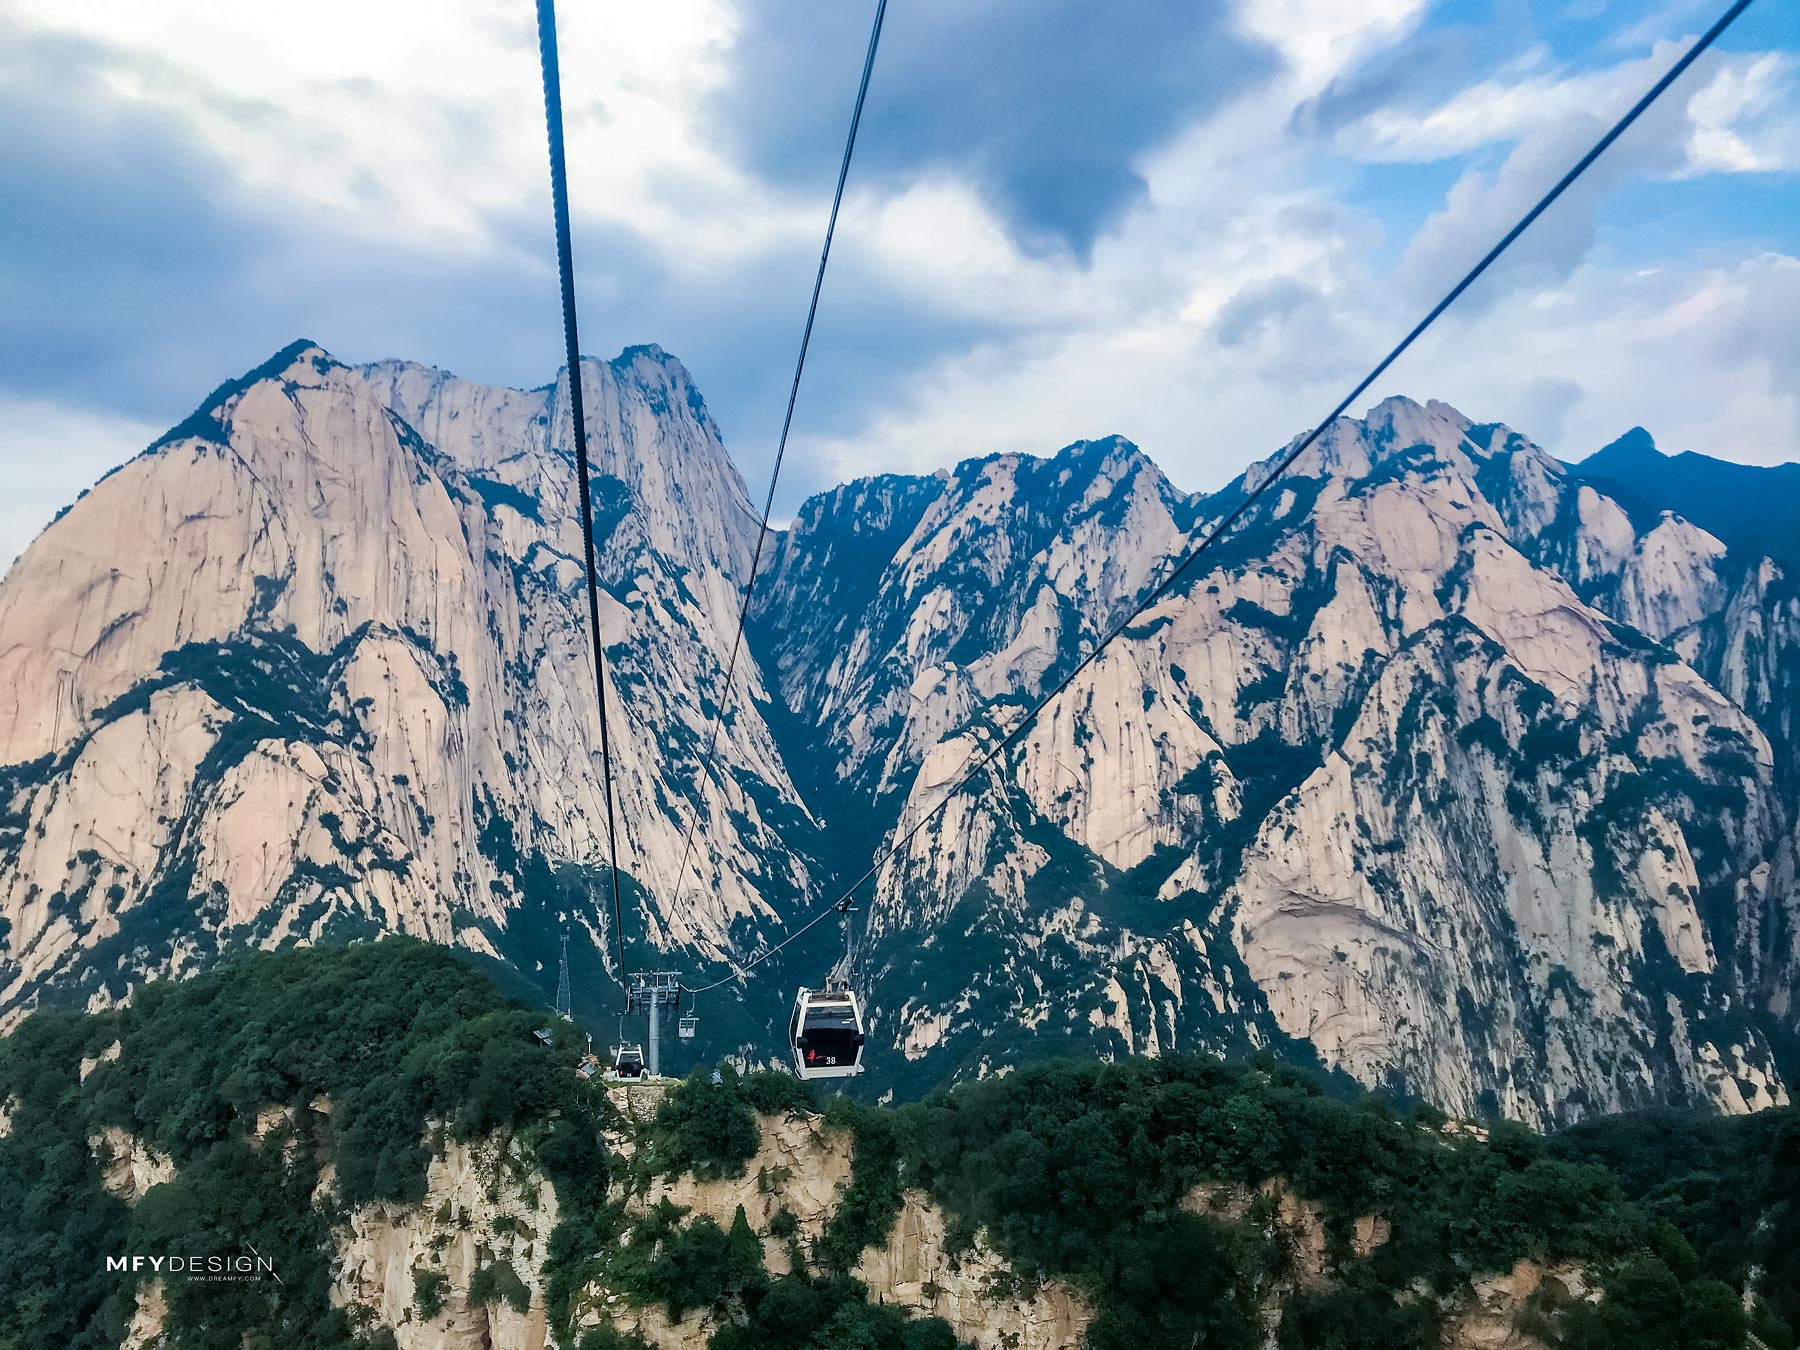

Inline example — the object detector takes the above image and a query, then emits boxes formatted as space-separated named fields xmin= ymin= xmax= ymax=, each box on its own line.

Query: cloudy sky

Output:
xmin=2 ymin=0 xmax=1796 ymax=567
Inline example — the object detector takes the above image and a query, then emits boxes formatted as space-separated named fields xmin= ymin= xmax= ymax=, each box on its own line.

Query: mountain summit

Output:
xmin=1 ymin=347 xmax=1795 ymax=1124
xmin=1572 ymin=425 xmax=1800 ymax=575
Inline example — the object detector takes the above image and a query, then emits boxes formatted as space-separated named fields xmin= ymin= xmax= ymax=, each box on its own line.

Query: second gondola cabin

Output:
xmin=789 ymin=985 xmax=866 ymax=1079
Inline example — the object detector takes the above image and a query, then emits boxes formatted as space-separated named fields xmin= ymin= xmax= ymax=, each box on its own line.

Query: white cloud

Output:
xmin=1341 ymin=36 xmax=1797 ymax=177
xmin=1683 ymin=51 xmax=1800 ymax=173
xmin=1401 ymin=251 xmax=1800 ymax=463
xmin=1234 ymin=0 xmax=1431 ymax=92
xmin=802 ymin=235 xmax=1800 ymax=496
xmin=0 ymin=0 xmax=1793 ymax=552
xmin=794 ymin=84 xmax=1386 ymax=489
xmin=845 ymin=176 xmax=1095 ymax=328
xmin=9 ymin=0 xmax=816 ymax=270
xmin=1379 ymin=36 xmax=1796 ymax=307
xmin=792 ymin=11 xmax=1800 ymax=496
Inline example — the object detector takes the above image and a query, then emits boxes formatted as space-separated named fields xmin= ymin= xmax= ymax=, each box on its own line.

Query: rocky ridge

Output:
xmin=788 ymin=399 xmax=1799 ymax=1121
xmin=1 ymin=345 xmax=1795 ymax=1122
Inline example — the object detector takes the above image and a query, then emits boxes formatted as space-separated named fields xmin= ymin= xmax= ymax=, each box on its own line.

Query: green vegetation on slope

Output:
xmin=0 ymin=938 xmax=613 ymax=1349
xmin=586 ymin=1067 xmax=967 ymax=1350
xmin=830 ymin=1058 xmax=1773 ymax=1350
xmin=627 ymin=1054 xmax=1789 ymax=1350
xmin=2 ymin=942 xmax=1792 ymax=1350
xmin=1551 ymin=1107 xmax=1800 ymax=1349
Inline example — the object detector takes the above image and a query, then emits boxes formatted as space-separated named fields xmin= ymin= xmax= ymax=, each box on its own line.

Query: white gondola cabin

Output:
xmin=609 ymin=1044 xmax=646 ymax=1080
xmin=677 ymin=1013 xmax=698 ymax=1041
xmin=789 ymin=985 xmax=866 ymax=1080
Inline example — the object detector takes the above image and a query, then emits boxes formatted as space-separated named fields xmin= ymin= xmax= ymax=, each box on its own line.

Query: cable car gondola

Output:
xmin=609 ymin=1043 xmax=646 ymax=1080
xmin=677 ymin=1013 xmax=698 ymax=1041
xmin=789 ymin=984 xmax=866 ymax=1080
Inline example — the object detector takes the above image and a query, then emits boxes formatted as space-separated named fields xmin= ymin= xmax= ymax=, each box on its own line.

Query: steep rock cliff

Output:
xmin=0 ymin=342 xmax=811 ymax=1030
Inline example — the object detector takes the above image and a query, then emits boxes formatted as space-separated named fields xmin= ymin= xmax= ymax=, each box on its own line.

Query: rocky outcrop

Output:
xmin=854 ymin=1192 xmax=1091 ymax=1350
xmin=788 ymin=397 xmax=1795 ymax=1120
xmin=647 ymin=1111 xmax=852 ymax=1274
xmin=87 ymin=1125 xmax=174 ymax=1201
xmin=121 ymin=1279 xmax=169 ymax=1350
xmin=332 ymin=1132 xmax=560 ymax=1350
xmin=1442 ymin=1260 xmax=1593 ymax=1350
xmin=307 ymin=1102 xmax=1648 ymax=1350
xmin=597 ymin=1302 xmax=714 ymax=1350
xmin=1183 ymin=1178 xmax=1341 ymax=1289
xmin=1182 ymin=1178 xmax=1587 ymax=1349
xmin=78 ymin=1039 xmax=120 ymax=1080
xmin=0 ymin=341 xmax=811 ymax=1029
xmin=578 ymin=1111 xmax=1089 ymax=1350
xmin=580 ymin=1115 xmax=1573 ymax=1350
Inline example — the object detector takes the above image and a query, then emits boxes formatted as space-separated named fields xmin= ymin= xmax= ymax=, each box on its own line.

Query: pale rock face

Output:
xmin=583 ymin=1111 xmax=1090 ymax=1350
xmin=79 ymin=1038 xmax=121 ymax=1081
xmin=1615 ymin=516 xmax=1728 ymax=641
xmin=1009 ymin=639 xmax=1224 ymax=871
xmin=333 ymin=1133 xmax=559 ymax=1350
xmin=1183 ymin=1175 xmax=1584 ymax=1349
xmin=0 ymin=342 xmax=811 ymax=1025
xmin=1443 ymin=1261 xmax=1593 ymax=1350
xmin=780 ymin=397 xmax=1794 ymax=1118
xmin=0 ymin=688 xmax=222 ymax=1011
xmin=645 ymin=1111 xmax=852 ymax=1275
xmin=1572 ymin=487 xmax=1638 ymax=585
xmin=854 ymin=1192 xmax=1091 ymax=1350
xmin=88 ymin=1125 xmax=175 ymax=1201
xmin=1182 ymin=1178 xmax=1338 ymax=1293
xmin=597 ymin=1303 xmax=714 ymax=1350
xmin=761 ymin=436 xmax=1188 ymax=798
xmin=121 ymin=1280 xmax=169 ymax=1350
xmin=1692 ymin=1036 xmax=1790 ymax=1114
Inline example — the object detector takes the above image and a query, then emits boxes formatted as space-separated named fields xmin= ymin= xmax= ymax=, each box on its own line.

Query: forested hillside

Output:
xmin=0 ymin=939 xmax=612 ymax=1348
xmin=1 ymin=941 xmax=1793 ymax=1349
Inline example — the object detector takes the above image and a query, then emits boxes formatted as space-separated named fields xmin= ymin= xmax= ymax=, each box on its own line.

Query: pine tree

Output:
xmin=726 ymin=1204 xmax=768 ymax=1298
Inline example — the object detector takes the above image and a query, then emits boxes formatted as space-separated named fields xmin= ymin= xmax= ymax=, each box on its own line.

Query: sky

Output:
xmin=1 ymin=0 xmax=1796 ymax=568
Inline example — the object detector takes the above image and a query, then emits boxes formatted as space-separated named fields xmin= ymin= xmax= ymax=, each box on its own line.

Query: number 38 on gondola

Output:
xmin=789 ymin=984 xmax=866 ymax=1080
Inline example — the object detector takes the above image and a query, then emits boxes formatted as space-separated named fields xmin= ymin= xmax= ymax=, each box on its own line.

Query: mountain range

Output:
xmin=1 ymin=340 xmax=1794 ymax=1124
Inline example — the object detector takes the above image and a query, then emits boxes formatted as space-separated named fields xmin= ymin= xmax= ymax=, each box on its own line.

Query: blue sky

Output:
xmin=1 ymin=0 xmax=1795 ymax=568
